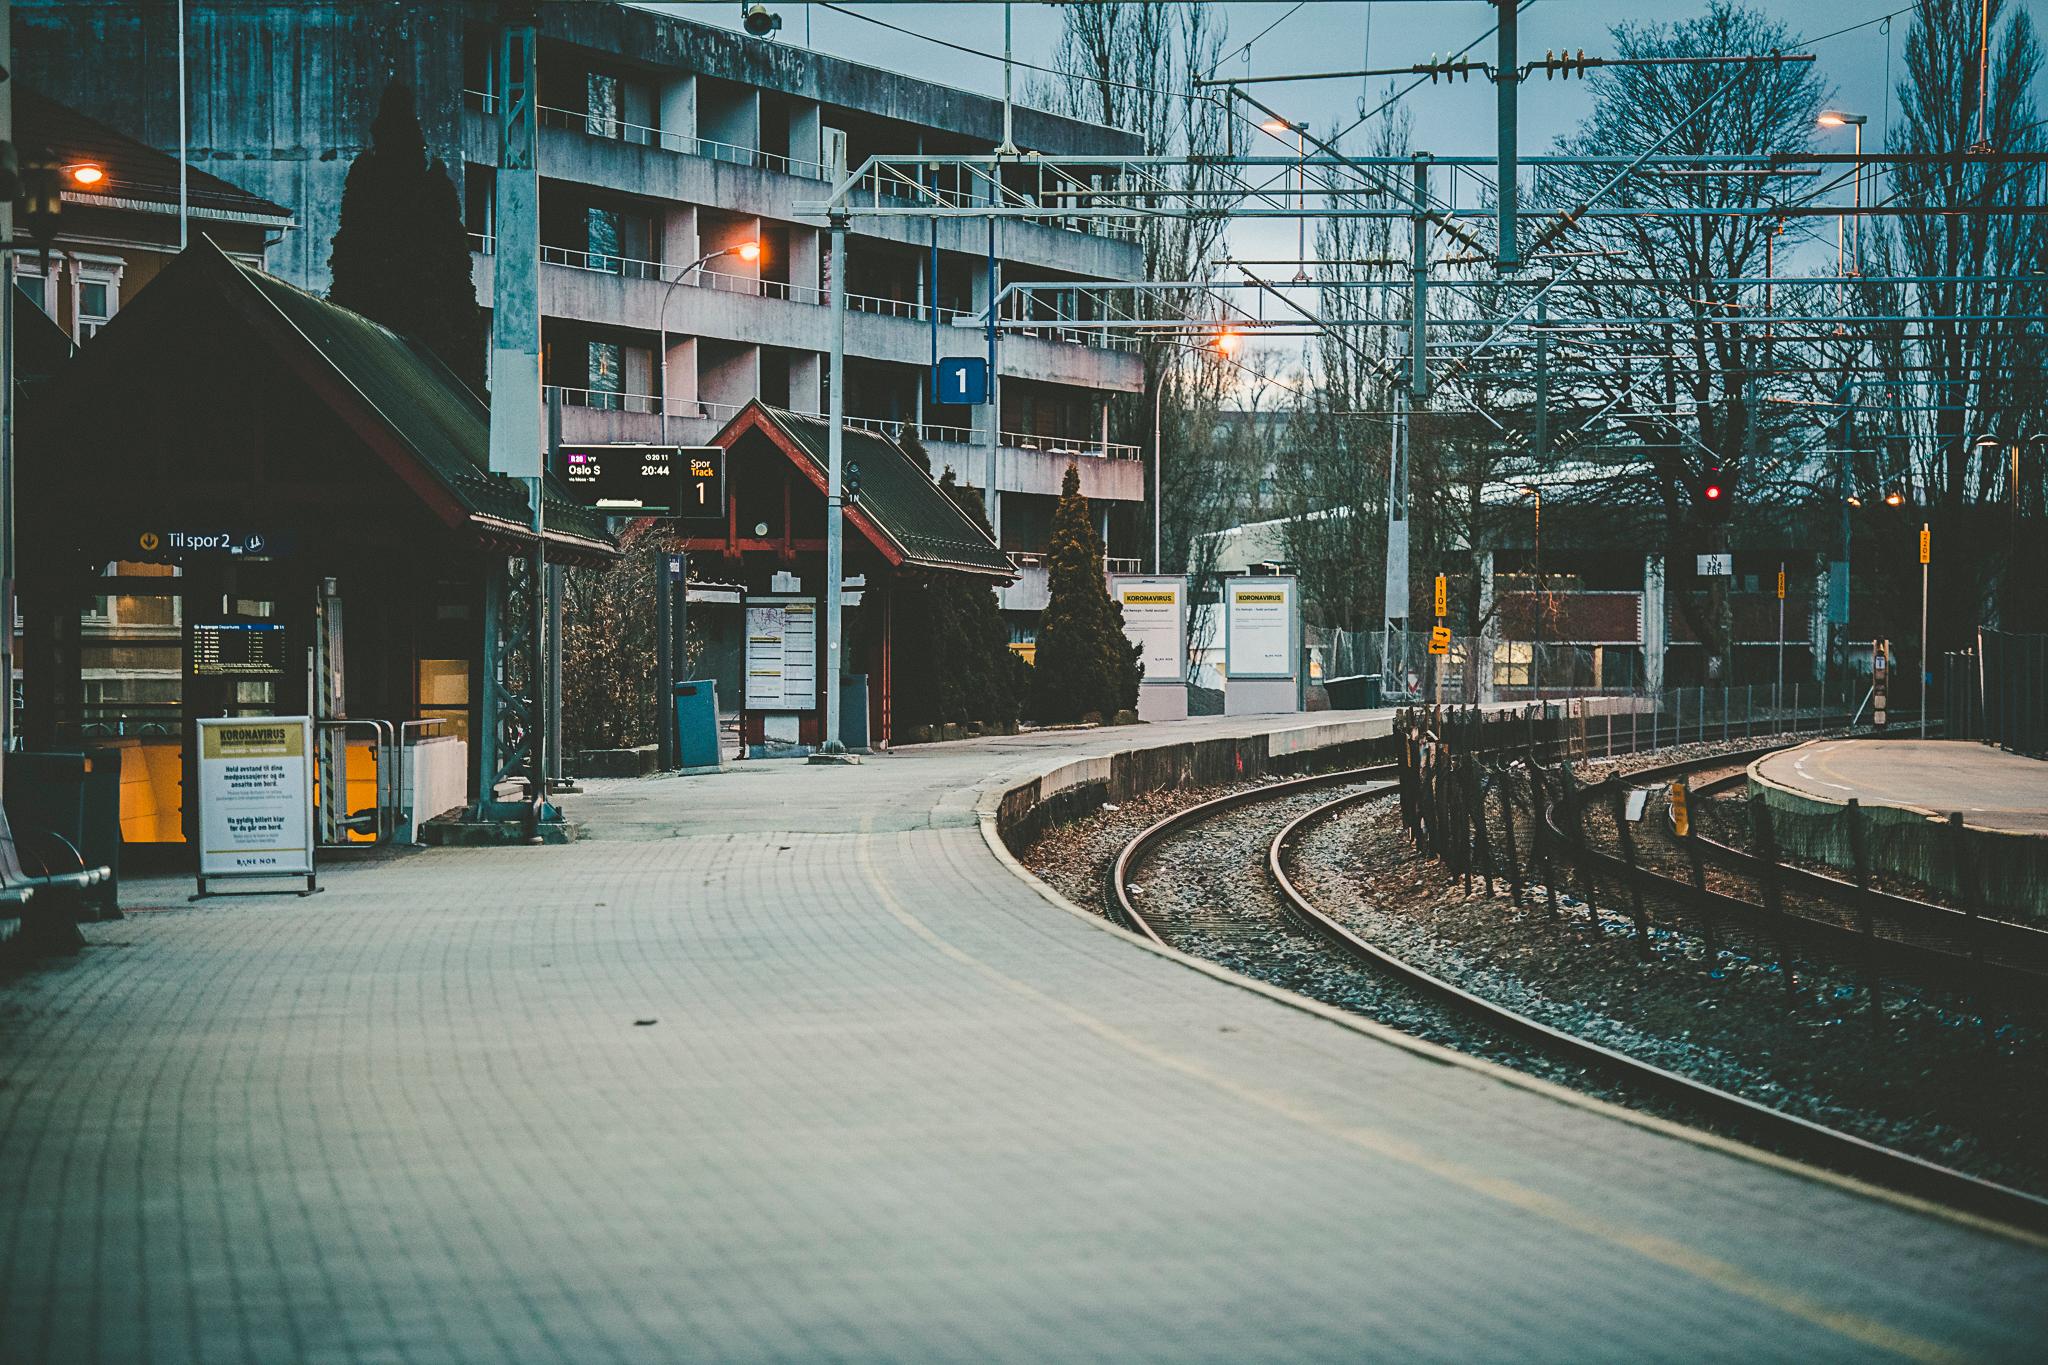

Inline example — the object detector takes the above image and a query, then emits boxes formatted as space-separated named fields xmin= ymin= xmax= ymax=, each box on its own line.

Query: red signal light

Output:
xmin=1703 ymin=483 xmax=1723 ymax=501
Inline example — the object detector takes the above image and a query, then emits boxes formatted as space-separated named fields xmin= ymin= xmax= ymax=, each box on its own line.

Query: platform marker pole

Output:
xmin=1919 ymin=523 xmax=1930 ymax=735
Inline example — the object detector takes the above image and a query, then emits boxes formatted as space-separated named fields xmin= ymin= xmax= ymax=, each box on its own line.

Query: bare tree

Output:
xmin=1531 ymin=2 xmax=1830 ymax=684
xmin=1038 ymin=2 xmax=1238 ymax=576
xmin=1856 ymin=0 xmax=2047 ymax=650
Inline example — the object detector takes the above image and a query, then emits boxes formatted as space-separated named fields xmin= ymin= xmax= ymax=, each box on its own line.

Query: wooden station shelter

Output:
xmin=687 ymin=403 xmax=1013 ymax=752
xmin=15 ymin=240 xmax=616 ymax=848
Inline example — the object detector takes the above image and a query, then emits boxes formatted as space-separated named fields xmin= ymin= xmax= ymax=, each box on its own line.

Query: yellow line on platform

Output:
xmin=858 ymin=823 xmax=1965 ymax=1363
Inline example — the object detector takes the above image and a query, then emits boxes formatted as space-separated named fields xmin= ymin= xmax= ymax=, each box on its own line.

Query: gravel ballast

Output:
xmin=1017 ymin=739 xmax=2048 ymax=1196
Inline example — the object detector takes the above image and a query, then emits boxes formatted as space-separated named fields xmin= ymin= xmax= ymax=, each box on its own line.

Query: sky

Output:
xmin=636 ymin=1 xmax=2044 ymax=372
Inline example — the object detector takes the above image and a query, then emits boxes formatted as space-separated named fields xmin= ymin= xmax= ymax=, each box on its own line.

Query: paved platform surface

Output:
xmin=1754 ymin=738 xmax=2048 ymax=834
xmin=3 ymin=711 xmax=2045 ymax=1363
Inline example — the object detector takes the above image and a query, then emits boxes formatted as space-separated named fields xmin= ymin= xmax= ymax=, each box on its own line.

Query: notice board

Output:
xmin=744 ymin=597 xmax=819 ymax=711
xmin=196 ymin=716 xmax=315 ymax=891
xmin=1111 ymin=575 xmax=1187 ymax=684
xmin=1224 ymin=576 xmax=1298 ymax=679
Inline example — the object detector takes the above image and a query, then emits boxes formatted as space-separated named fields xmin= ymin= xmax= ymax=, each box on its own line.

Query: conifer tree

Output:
xmin=329 ymin=82 xmax=486 ymax=395
xmin=891 ymin=446 xmax=1026 ymax=730
xmin=1031 ymin=464 xmax=1141 ymax=722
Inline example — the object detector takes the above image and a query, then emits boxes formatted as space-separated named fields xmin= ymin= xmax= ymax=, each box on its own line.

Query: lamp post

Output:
xmin=1817 ymin=111 xmax=1866 ymax=276
xmin=1519 ymin=484 xmax=1542 ymax=700
xmin=657 ymin=240 xmax=760 ymax=441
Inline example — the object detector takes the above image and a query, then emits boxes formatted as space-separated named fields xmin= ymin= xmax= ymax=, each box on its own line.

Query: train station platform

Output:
xmin=1752 ymin=737 xmax=2048 ymax=836
xmin=1750 ymin=738 xmax=2048 ymax=918
xmin=3 ymin=712 xmax=2044 ymax=1362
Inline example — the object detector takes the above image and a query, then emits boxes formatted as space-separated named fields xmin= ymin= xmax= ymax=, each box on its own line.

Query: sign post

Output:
xmin=195 ymin=716 xmax=316 ymax=897
xmin=1918 ymin=523 xmax=1930 ymax=735
xmin=1432 ymin=573 xmax=1448 ymax=705
xmin=1872 ymin=638 xmax=1889 ymax=731
xmin=1776 ymin=562 xmax=1786 ymax=712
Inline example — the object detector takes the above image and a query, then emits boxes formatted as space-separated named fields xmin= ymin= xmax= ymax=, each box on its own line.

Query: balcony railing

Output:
xmin=468 ymin=90 xmax=832 ymax=180
xmin=465 ymin=88 xmax=1143 ymax=247
xmin=543 ymin=388 xmax=1140 ymax=460
xmin=474 ymin=234 xmax=998 ymax=332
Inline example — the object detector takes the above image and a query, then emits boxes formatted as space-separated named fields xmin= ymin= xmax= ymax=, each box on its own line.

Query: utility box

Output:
xmin=674 ymin=680 xmax=723 ymax=770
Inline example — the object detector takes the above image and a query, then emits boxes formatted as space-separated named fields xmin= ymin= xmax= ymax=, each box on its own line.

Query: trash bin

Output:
xmin=673 ymin=680 xmax=723 ymax=770
xmin=1323 ymin=674 xmax=1383 ymax=711
xmin=840 ymin=675 xmax=869 ymax=752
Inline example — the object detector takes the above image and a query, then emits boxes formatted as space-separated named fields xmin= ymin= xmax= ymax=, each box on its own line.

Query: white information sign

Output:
xmin=1111 ymin=575 xmax=1187 ymax=684
xmin=744 ymin=597 xmax=819 ymax=711
xmin=1696 ymin=553 xmax=1734 ymax=577
xmin=196 ymin=716 xmax=315 ymax=892
xmin=1224 ymin=576 xmax=1298 ymax=679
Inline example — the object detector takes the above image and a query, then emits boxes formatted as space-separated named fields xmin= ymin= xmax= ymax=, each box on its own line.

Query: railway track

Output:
xmin=1544 ymin=747 xmax=2048 ymax=989
xmin=1108 ymin=753 xmax=2048 ymax=1236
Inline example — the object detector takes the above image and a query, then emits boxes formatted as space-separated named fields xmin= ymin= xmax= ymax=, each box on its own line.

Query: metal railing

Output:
xmin=542 ymin=388 xmax=1142 ymax=461
xmin=468 ymin=90 xmax=832 ymax=180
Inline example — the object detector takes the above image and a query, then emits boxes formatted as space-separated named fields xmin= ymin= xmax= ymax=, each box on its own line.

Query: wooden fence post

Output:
xmin=1528 ymin=764 xmax=1563 ymax=920
xmin=1607 ymin=782 xmax=1653 ymax=960
xmin=1747 ymin=793 xmax=1800 ymax=1006
xmin=1843 ymin=798 xmax=1884 ymax=1018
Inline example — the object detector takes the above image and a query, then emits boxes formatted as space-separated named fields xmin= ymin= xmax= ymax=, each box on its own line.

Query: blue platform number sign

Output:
xmin=934 ymin=356 xmax=989 ymax=406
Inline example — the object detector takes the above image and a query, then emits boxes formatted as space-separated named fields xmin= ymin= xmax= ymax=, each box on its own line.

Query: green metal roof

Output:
xmin=750 ymin=406 xmax=1013 ymax=578
xmin=223 ymin=249 xmax=615 ymax=553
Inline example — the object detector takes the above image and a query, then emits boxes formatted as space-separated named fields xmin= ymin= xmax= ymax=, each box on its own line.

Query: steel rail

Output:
xmin=1106 ymin=764 xmax=1395 ymax=941
xmin=1262 ymin=779 xmax=2048 ymax=1236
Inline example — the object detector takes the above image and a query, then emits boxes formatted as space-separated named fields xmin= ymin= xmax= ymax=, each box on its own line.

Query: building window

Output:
xmin=588 ymin=340 xmax=623 ymax=409
xmin=66 ymin=257 xmax=125 ymax=343
xmin=587 ymin=71 xmax=620 ymax=140
xmin=14 ymin=267 xmax=51 ymax=318
xmin=1493 ymin=641 xmax=1533 ymax=688
xmin=77 ymin=279 xmax=112 ymax=339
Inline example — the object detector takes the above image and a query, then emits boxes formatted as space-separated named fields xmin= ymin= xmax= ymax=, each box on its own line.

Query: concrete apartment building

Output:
xmin=16 ymin=1 xmax=1150 ymax=622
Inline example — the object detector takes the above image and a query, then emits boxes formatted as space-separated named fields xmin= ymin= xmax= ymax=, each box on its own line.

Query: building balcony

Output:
xmin=462 ymin=95 xmax=1144 ymax=281
xmin=544 ymin=388 xmax=1145 ymax=505
xmin=472 ymin=240 xmax=1143 ymax=393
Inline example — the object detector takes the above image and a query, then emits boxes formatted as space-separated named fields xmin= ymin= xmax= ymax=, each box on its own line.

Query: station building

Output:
xmin=15 ymin=0 xmax=1153 ymax=637
xmin=16 ymin=240 xmax=616 ymax=846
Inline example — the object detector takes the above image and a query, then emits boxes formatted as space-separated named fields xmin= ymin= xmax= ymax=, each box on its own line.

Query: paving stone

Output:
xmin=0 ymin=712 xmax=2042 ymax=1363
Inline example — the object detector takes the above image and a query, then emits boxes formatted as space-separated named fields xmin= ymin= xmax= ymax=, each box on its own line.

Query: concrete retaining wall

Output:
xmin=1747 ymin=766 xmax=2047 ymax=923
xmin=990 ymin=716 xmax=1400 ymax=853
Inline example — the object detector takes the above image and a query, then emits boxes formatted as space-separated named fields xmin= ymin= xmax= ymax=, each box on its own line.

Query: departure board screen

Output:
xmin=191 ymin=621 xmax=288 ymax=677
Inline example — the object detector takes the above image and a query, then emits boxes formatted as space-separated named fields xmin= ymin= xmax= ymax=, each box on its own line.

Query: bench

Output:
xmin=0 ymin=804 xmax=110 ymax=955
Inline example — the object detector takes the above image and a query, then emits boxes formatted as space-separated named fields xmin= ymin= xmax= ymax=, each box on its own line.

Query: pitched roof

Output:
xmin=16 ymin=86 xmax=293 ymax=225
xmin=41 ymin=238 xmax=614 ymax=558
xmin=715 ymin=404 xmax=1013 ymax=579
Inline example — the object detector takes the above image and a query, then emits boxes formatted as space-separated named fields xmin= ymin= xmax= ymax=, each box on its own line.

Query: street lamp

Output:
xmin=657 ymin=240 xmax=760 ymax=440
xmin=1817 ymin=111 xmax=1867 ymax=275
xmin=1148 ymin=327 xmax=1277 ymax=573
xmin=1261 ymin=117 xmax=1311 ymax=283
